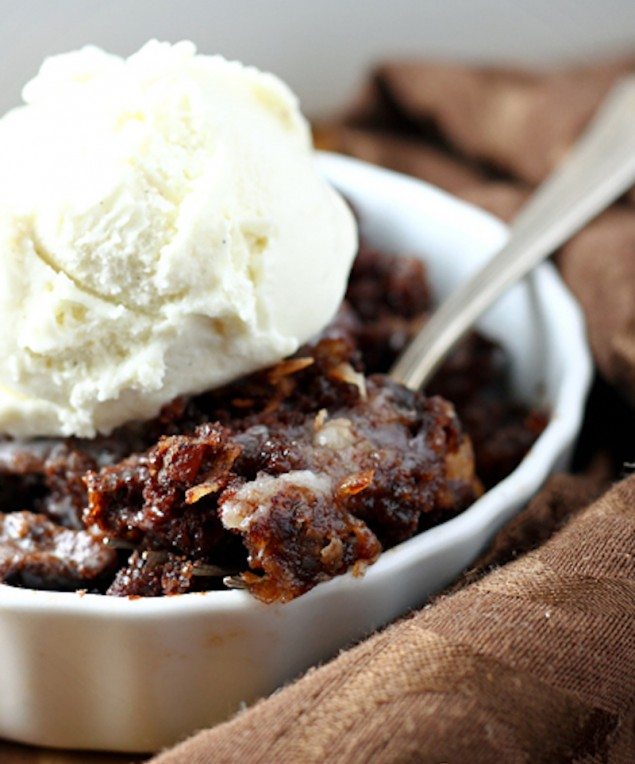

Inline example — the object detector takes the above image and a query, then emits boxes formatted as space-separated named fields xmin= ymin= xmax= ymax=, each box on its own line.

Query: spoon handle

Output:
xmin=390 ymin=76 xmax=635 ymax=390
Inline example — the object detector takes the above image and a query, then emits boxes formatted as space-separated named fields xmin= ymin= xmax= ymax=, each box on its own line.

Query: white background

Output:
xmin=1 ymin=0 xmax=635 ymax=116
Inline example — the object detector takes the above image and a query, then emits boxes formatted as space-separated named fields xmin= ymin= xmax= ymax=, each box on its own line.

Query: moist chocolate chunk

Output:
xmin=85 ymin=423 xmax=239 ymax=556
xmin=229 ymin=376 xmax=480 ymax=542
xmin=41 ymin=445 xmax=98 ymax=528
xmin=348 ymin=243 xmax=431 ymax=322
xmin=0 ymin=510 xmax=116 ymax=590
xmin=84 ymin=341 xmax=479 ymax=602
xmin=0 ymin=440 xmax=98 ymax=528
xmin=107 ymin=550 xmax=195 ymax=597
xmin=346 ymin=244 xmax=430 ymax=373
xmin=218 ymin=378 xmax=479 ymax=602
xmin=428 ymin=333 xmax=549 ymax=487
xmin=221 ymin=471 xmax=381 ymax=603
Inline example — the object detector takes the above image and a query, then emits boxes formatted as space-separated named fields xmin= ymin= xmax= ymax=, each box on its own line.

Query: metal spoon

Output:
xmin=390 ymin=76 xmax=635 ymax=390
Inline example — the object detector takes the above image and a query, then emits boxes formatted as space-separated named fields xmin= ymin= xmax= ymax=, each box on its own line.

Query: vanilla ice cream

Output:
xmin=0 ymin=40 xmax=357 ymax=438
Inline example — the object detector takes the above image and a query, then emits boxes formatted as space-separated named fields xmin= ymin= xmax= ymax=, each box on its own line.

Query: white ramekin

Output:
xmin=0 ymin=153 xmax=592 ymax=753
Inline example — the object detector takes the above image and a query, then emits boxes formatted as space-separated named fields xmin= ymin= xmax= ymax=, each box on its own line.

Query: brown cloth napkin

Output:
xmin=151 ymin=60 xmax=635 ymax=763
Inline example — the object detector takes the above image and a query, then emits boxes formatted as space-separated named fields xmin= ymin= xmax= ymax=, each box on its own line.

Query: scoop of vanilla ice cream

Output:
xmin=0 ymin=40 xmax=357 ymax=438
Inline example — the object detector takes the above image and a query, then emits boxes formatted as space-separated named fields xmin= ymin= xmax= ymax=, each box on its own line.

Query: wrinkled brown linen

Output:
xmin=149 ymin=61 xmax=635 ymax=763
xmin=559 ymin=210 xmax=635 ymax=404
xmin=347 ymin=59 xmax=634 ymax=185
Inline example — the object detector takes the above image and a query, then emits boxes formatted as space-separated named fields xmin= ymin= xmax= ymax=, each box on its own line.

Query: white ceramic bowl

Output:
xmin=0 ymin=153 xmax=592 ymax=753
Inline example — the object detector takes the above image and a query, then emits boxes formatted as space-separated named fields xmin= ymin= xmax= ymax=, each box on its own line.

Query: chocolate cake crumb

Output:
xmin=0 ymin=510 xmax=116 ymax=590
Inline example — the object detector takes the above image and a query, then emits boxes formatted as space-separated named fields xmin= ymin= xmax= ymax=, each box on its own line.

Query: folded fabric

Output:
xmin=559 ymin=210 xmax=635 ymax=405
xmin=346 ymin=59 xmax=634 ymax=185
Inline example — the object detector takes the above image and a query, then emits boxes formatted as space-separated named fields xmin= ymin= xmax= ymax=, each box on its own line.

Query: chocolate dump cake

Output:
xmin=0 ymin=245 xmax=546 ymax=602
